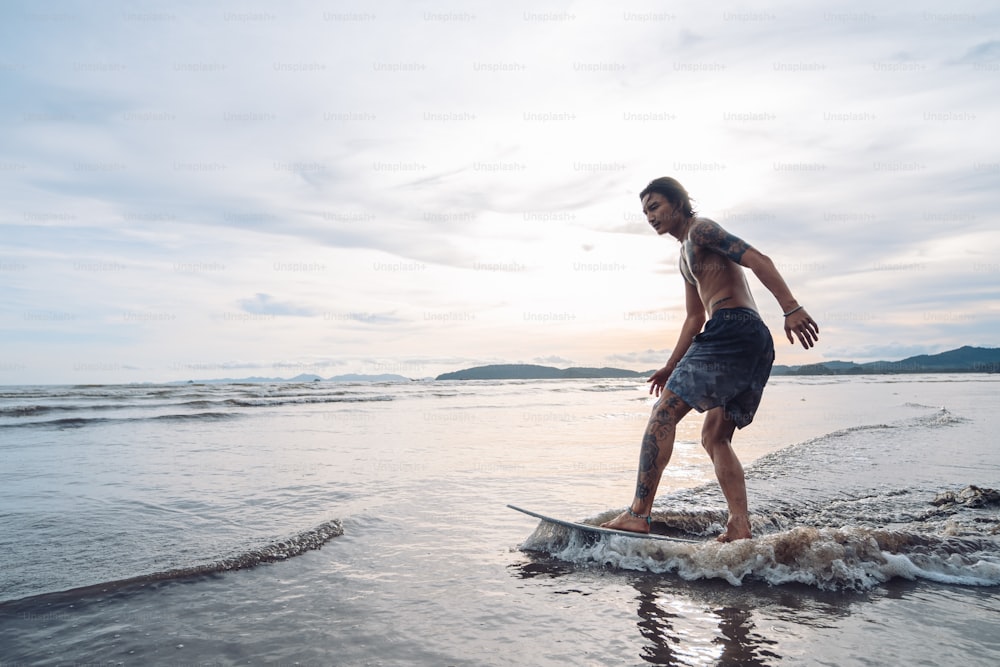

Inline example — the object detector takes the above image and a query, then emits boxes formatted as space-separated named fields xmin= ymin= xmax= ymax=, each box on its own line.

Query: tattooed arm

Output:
xmin=689 ymin=218 xmax=818 ymax=348
xmin=688 ymin=218 xmax=752 ymax=264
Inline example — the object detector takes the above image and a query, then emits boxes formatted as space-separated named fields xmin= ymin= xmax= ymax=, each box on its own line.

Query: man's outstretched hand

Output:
xmin=785 ymin=308 xmax=819 ymax=349
xmin=647 ymin=365 xmax=673 ymax=396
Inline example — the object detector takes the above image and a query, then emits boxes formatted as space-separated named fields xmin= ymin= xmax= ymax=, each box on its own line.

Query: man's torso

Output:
xmin=679 ymin=217 xmax=758 ymax=317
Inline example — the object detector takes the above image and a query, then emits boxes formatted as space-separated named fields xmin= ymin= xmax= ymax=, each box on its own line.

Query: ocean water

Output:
xmin=1 ymin=375 xmax=998 ymax=666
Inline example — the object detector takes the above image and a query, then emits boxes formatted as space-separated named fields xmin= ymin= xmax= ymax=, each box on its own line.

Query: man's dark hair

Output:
xmin=639 ymin=177 xmax=696 ymax=218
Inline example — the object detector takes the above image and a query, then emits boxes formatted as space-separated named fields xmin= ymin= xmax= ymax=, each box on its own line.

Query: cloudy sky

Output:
xmin=1 ymin=0 xmax=998 ymax=384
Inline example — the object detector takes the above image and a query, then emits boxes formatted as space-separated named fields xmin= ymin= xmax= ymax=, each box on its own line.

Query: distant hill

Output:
xmin=438 ymin=347 xmax=1000 ymax=381
xmin=178 ymin=347 xmax=999 ymax=384
xmin=771 ymin=345 xmax=1000 ymax=375
xmin=435 ymin=364 xmax=647 ymax=381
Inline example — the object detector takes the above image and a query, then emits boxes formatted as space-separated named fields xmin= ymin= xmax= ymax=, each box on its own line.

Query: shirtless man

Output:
xmin=602 ymin=177 xmax=819 ymax=541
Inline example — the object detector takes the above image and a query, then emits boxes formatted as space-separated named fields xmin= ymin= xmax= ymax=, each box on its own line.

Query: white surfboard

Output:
xmin=508 ymin=504 xmax=702 ymax=544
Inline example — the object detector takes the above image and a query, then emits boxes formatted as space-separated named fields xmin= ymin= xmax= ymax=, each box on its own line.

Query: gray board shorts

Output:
xmin=664 ymin=307 xmax=775 ymax=428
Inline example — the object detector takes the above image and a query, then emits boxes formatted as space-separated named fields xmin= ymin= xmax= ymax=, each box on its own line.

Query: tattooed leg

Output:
xmin=602 ymin=392 xmax=691 ymax=533
xmin=634 ymin=400 xmax=678 ymax=505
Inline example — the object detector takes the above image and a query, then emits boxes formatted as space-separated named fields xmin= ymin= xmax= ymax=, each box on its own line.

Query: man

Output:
xmin=601 ymin=177 xmax=819 ymax=541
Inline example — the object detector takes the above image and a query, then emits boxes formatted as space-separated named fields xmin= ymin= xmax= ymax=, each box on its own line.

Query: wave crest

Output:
xmin=3 ymin=519 xmax=344 ymax=604
xmin=520 ymin=521 xmax=1000 ymax=591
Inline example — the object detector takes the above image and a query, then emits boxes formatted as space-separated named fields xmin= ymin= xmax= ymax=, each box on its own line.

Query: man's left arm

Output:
xmin=690 ymin=219 xmax=819 ymax=348
xmin=740 ymin=247 xmax=819 ymax=348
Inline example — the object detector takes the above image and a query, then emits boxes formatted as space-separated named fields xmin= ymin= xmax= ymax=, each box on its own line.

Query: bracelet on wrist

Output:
xmin=783 ymin=305 xmax=804 ymax=318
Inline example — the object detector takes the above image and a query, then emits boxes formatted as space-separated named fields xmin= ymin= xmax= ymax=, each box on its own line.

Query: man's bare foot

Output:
xmin=716 ymin=514 xmax=752 ymax=542
xmin=600 ymin=511 xmax=651 ymax=534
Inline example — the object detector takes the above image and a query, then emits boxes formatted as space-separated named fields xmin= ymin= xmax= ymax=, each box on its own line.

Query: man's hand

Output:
xmin=785 ymin=308 xmax=819 ymax=349
xmin=647 ymin=365 xmax=673 ymax=396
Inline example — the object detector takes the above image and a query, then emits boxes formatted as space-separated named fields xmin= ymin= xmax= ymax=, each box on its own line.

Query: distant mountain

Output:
xmin=438 ymin=347 xmax=1000 ymax=381
xmin=177 ymin=347 xmax=998 ymax=384
xmin=435 ymin=364 xmax=647 ymax=381
xmin=772 ymin=346 xmax=1000 ymax=375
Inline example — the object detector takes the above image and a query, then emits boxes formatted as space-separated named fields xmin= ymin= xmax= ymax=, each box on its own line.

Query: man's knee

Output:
xmin=701 ymin=410 xmax=736 ymax=451
xmin=652 ymin=390 xmax=690 ymax=419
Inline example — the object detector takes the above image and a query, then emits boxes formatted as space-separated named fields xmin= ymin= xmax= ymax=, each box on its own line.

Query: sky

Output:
xmin=1 ymin=0 xmax=999 ymax=384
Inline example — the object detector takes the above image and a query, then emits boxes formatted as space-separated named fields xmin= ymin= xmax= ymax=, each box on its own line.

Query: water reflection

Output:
xmin=509 ymin=557 xmax=853 ymax=666
xmin=631 ymin=577 xmax=780 ymax=666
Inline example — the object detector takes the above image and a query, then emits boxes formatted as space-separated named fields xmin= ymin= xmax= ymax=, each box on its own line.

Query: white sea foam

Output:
xmin=522 ymin=523 xmax=1000 ymax=591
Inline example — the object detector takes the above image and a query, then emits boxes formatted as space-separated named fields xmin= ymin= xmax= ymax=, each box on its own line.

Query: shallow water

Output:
xmin=1 ymin=375 xmax=998 ymax=665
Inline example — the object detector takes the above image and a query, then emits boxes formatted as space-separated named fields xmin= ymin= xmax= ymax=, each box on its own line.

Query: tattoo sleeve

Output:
xmin=634 ymin=397 xmax=678 ymax=501
xmin=690 ymin=220 xmax=751 ymax=264
xmin=635 ymin=430 xmax=659 ymax=500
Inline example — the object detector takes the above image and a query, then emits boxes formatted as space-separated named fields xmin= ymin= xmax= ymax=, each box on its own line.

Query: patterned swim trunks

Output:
xmin=665 ymin=307 xmax=775 ymax=428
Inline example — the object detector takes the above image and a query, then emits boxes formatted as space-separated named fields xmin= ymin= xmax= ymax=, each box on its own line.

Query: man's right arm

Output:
xmin=649 ymin=280 xmax=705 ymax=396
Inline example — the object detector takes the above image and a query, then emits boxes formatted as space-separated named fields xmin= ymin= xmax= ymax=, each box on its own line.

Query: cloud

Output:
xmin=533 ymin=355 xmax=575 ymax=366
xmin=238 ymin=293 xmax=314 ymax=317
xmin=2 ymin=1 xmax=999 ymax=383
xmin=605 ymin=350 xmax=671 ymax=367
xmin=953 ymin=40 xmax=1000 ymax=64
xmin=334 ymin=312 xmax=406 ymax=325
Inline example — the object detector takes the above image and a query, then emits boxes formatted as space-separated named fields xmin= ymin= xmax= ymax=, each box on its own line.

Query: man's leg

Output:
xmin=701 ymin=407 xmax=751 ymax=542
xmin=602 ymin=391 xmax=691 ymax=533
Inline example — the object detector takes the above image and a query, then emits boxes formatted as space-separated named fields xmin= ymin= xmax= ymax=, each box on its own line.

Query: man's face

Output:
xmin=641 ymin=192 xmax=675 ymax=235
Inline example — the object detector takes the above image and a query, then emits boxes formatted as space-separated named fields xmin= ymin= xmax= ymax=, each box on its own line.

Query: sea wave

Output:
xmin=0 ymin=400 xmax=197 ymax=417
xmin=519 ymin=518 xmax=1000 ymax=591
xmin=517 ymin=401 xmax=1000 ymax=591
xmin=222 ymin=394 xmax=394 ymax=407
xmin=0 ymin=411 xmax=241 ymax=430
xmin=579 ymin=383 xmax=640 ymax=392
xmin=0 ymin=519 xmax=343 ymax=605
xmin=0 ymin=391 xmax=395 ymax=429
